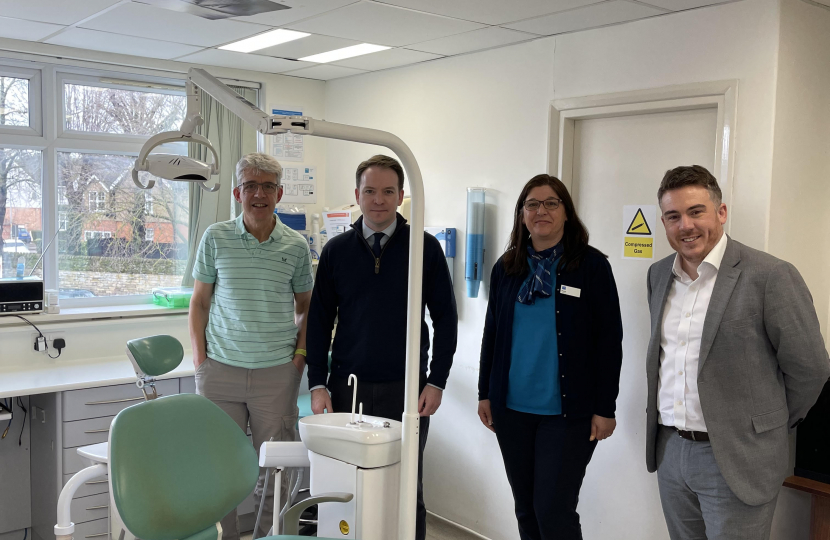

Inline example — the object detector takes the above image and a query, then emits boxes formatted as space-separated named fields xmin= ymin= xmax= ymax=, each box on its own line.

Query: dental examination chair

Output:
xmin=55 ymin=335 xmax=348 ymax=540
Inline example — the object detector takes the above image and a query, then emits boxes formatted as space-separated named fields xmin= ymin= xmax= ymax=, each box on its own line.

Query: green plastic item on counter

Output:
xmin=152 ymin=286 xmax=193 ymax=308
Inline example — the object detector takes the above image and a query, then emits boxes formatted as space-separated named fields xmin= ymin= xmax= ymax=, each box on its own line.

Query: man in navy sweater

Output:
xmin=306 ymin=154 xmax=457 ymax=540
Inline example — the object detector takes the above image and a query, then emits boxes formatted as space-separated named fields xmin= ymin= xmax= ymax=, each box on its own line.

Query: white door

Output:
xmin=571 ymin=107 xmax=718 ymax=540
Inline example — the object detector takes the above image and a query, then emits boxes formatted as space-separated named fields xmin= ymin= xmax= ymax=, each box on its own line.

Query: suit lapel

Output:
xmin=698 ymin=238 xmax=742 ymax=373
xmin=647 ymin=261 xmax=674 ymax=376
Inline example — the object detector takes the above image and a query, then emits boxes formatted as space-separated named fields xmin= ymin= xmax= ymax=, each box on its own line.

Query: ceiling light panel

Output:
xmin=220 ymin=29 xmax=310 ymax=53
xmin=0 ymin=16 xmax=65 ymax=41
xmin=0 ymin=0 xmax=121 ymax=26
xmin=378 ymin=0 xmax=602 ymax=25
xmin=300 ymin=43 xmax=390 ymax=63
xmin=288 ymin=2 xmax=484 ymax=47
xmin=45 ymin=28 xmax=202 ymax=59
xmin=80 ymin=2 xmax=273 ymax=48
xmin=254 ymin=34 xmax=361 ymax=60
xmin=408 ymin=27 xmax=536 ymax=56
xmin=504 ymin=1 xmax=665 ymax=36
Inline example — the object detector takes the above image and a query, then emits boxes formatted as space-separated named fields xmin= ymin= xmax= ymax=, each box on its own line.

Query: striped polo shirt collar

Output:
xmin=234 ymin=212 xmax=284 ymax=242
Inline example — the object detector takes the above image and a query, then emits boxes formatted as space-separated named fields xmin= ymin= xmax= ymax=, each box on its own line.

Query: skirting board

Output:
xmin=427 ymin=511 xmax=492 ymax=540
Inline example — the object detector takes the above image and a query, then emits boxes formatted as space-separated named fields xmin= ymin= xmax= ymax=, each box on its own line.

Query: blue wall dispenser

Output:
xmin=465 ymin=187 xmax=486 ymax=298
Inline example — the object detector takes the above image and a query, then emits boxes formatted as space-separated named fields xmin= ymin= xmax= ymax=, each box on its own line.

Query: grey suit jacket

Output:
xmin=645 ymin=236 xmax=830 ymax=506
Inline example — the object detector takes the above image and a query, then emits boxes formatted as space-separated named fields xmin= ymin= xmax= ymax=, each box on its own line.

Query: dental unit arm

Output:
xmin=134 ymin=67 xmax=425 ymax=540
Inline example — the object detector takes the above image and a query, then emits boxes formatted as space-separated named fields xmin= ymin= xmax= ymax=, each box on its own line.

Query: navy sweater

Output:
xmin=479 ymin=247 xmax=623 ymax=418
xmin=307 ymin=214 xmax=458 ymax=389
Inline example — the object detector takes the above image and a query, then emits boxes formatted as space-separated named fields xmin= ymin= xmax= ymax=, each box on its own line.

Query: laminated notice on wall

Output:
xmin=280 ymin=166 xmax=317 ymax=203
xmin=622 ymin=205 xmax=656 ymax=259
xmin=270 ymin=105 xmax=304 ymax=162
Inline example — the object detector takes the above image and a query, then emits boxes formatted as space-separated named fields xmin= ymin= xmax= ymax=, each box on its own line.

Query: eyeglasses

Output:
xmin=239 ymin=182 xmax=280 ymax=194
xmin=523 ymin=198 xmax=562 ymax=212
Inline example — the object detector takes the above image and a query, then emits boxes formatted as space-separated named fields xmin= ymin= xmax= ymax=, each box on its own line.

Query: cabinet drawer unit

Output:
xmin=69 ymin=492 xmax=109 ymax=524
xmin=62 ymin=379 xmax=179 ymax=421
xmin=63 ymin=416 xmax=115 ymax=449
xmin=72 ymin=517 xmax=110 ymax=540
xmin=63 ymin=473 xmax=109 ymax=499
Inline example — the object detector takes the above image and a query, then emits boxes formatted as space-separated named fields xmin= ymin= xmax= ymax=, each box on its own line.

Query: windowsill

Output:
xmin=0 ymin=303 xmax=188 ymax=327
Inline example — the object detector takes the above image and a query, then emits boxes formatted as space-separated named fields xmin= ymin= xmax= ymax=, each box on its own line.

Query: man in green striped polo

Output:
xmin=189 ymin=152 xmax=313 ymax=540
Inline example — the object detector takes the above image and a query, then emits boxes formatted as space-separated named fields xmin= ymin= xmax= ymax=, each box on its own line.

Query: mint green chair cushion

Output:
xmin=126 ymin=335 xmax=184 ymax=377
xmin=109 ymin=393 xmax=259 ymax=540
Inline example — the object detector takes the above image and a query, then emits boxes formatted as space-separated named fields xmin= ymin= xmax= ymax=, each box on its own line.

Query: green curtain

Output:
xmin=182 ymin=85 xmax=258 ymax=287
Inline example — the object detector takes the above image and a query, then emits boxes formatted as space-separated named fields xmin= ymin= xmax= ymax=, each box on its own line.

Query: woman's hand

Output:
xmin=478 ymin=400 xmax=495 ymax=433
xmin=590 ymin=414 xmax=616 ymax=441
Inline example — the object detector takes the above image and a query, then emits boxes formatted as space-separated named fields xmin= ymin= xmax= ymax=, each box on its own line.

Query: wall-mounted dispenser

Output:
xmin=465 ymin=188 xmax=486 ymax=298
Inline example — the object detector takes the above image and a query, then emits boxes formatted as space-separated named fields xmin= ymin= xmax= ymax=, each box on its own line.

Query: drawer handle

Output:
xmin=83 ymin=429 xmax=110 ymax=434
xmin=85 ymin=480 xmax=107 ymax=485
xmin=85 ymin=395 xmax=162 ymax=406
xmin=86 ymin=505 xmax=108 ymax=511
xmin=86 ymin=533 xmax=109 ymax=538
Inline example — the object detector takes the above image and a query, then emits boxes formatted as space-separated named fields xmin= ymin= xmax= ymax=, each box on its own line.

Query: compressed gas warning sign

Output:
xmin=622 ymin=205 xmax=656 ymax=259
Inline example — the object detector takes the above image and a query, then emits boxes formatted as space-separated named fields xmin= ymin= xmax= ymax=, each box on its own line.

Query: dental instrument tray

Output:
xmin=151 ymin=286 xmax=193 ymax=308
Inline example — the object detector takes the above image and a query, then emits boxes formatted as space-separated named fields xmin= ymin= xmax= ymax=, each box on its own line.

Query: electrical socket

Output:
xmin=30 ymin=331 xmax=67 ymax=354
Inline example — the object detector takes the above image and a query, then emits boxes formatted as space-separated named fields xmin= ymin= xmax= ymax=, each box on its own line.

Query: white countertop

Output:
xmin=0 ymin=353 xmax=196 ymax=399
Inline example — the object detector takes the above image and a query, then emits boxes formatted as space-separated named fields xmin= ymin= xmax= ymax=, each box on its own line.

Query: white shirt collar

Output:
xmin=362 ymin=219 xmax=397 ymax=240
xmin=672 ymin=233 xmax=728 ymax=280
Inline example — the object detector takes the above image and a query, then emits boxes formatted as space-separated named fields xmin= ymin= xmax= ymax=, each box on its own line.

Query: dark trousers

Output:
xmin=491 ymin=405 xmax=597 ymax=540
xmin=328 ymin=373 xmax=429 ymax=540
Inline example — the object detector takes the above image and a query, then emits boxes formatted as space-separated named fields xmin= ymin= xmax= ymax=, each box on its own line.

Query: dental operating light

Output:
xmin=135 ymin=68 xmax=425 ymax=540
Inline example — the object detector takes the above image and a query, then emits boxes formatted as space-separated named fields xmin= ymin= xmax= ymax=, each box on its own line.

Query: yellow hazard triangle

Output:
xmin=626 ymin=208 xmax=652 ymax=235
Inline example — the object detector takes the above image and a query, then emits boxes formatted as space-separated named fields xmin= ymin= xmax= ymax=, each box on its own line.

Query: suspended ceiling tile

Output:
xmin=255 ymin=34 xmax=361 ymax=60
xmin=635 ymin=0 xmax=733 ymax=9
xmin=0 ymin=16 xmax=65 ymax=42
xmin=378 ymin=0 xmax=603 ymax=25
xmin=79 ymin=2 xmax=272 ymax=48
xmin=503 ymin=1 xmax=666 ymax=36
xmin=231 ymin=0 xmax=359 ymax=27
xmin=332 ymin=47 xmax=441 ymax=70
xmin=287 ymin=2 xmax=485 ymax=47
xmin=44 ymin=28 xmax=203 ymax=60
xmin=281 ymin=64 xmax=367 ymax=80
xmin=407 ymin=27 xmax=536 ymax=56
xmin=177 ymin=49 xmax=313 ymax=72
xmin=0 ymin=0 xmax=121 ymax=26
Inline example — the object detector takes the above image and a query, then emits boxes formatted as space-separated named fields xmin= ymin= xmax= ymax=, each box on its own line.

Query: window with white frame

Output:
xmin=0 ymin=60 xmax=250 ymax=304
xmin=144 ymin=191 xmax=154 ymax=216
xmin=88 ymin=190 xmax=106 ymax=212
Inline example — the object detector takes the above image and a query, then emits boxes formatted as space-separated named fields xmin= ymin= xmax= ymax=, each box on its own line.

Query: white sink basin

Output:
xmin=299 ymin=412 xmax=402 ymax=469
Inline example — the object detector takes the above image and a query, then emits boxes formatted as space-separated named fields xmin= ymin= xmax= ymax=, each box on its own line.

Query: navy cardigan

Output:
xmin=479 ymin=247 xmax=623 ymax=418
xmin=307 ymin=214 xmax=458 ymax=389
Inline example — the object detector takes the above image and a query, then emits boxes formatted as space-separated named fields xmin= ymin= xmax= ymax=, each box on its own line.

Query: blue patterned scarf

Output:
xmin=517 ymin=242 xmax=562 ymax=305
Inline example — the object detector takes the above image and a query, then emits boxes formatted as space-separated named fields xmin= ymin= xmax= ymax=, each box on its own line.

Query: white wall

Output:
xmin=323 ymin=1 xmax=785 ymax=539
xmin=768 ymin=0 xmax=830 ymax=337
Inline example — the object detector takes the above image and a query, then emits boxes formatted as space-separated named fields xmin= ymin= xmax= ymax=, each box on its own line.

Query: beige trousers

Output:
xmin=196 ymin=357 xmax=301 ymax=540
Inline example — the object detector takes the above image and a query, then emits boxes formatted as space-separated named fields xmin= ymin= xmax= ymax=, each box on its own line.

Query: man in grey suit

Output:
xmin=645 ymin=165 xmax=830 ymax=539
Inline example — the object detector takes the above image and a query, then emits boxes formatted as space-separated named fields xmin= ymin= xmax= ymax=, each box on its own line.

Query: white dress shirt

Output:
xmin=362 ymin=219 xmax=397 ymax=248
xmin=657 ymin=233 xmax=728 ymax=431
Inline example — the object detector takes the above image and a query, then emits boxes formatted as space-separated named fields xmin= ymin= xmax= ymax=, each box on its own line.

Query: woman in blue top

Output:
xmin=478 ymin=174 xmax=623 ymax=540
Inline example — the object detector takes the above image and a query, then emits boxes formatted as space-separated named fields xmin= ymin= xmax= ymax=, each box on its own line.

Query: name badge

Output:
xmin=560 ymin=285 xmax=581 ymax=298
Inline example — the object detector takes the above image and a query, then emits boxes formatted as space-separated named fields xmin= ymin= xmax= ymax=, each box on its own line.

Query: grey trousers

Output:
xmin=656 ymin=425 xmax=778 ymax=540
xmin=196 ymin=358 xmax=301 ymax=540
